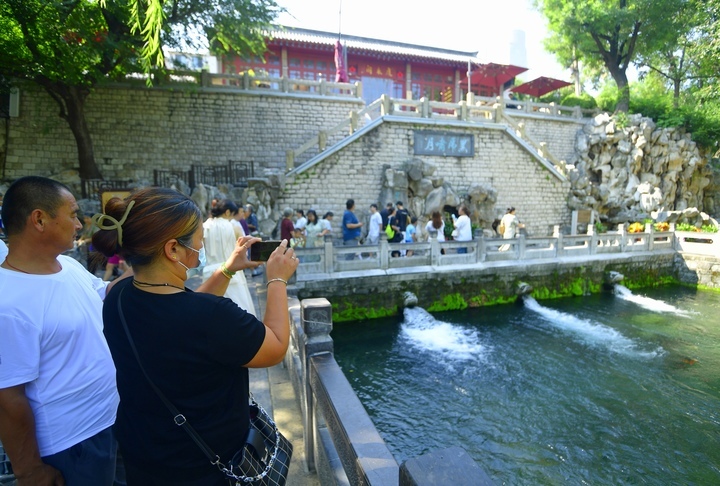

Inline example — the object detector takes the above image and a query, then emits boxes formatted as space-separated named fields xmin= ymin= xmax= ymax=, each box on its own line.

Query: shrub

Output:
xmin=560 ymin=93 xmax=598 ymax=109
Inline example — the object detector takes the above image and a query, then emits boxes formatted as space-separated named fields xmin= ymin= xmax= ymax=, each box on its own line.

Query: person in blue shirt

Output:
xmin=342 ymin=199 xmax=363 ymax=259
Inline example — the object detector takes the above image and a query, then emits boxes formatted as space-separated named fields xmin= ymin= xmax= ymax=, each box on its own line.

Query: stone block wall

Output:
xmin=2 ymin=85 xmax=363 ymax=181
xmin=517 ymin=115 xmax=584 ymax=164
xmin=280 ymin=122 xmax=572 ymax=237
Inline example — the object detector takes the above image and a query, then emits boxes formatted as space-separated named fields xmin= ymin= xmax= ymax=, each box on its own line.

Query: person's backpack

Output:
xmin=385 ymin=223 xmax=395 ymax=239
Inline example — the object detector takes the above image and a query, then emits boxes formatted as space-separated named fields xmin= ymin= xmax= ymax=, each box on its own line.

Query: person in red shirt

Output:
xmin=280 ymin=207 xmax=295 ymax=242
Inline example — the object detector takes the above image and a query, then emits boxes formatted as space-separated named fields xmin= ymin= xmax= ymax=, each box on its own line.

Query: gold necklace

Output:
xmin=133 ymin=279 xmax=186 ymax=292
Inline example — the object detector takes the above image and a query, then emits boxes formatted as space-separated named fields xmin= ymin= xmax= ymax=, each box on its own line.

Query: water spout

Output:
xmin=516 ymin=282 xmax=533 ymax=295
xmin=403 ymin=291 xmax=418 ymax=308
xmin=605 ymin=271 xmax=624 ymax=285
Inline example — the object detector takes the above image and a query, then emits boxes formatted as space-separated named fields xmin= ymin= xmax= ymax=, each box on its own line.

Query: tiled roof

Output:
xmin=267 ymin=26 xmax=478 ymax=65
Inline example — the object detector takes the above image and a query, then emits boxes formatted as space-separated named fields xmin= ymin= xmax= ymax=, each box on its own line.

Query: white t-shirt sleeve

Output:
xmin=0 ymin=315 xmax=40 ymax=388
xmin=59 ymin=255 xmax=110 ymax=300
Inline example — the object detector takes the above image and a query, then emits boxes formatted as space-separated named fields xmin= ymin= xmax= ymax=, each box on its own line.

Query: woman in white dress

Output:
xmin=203 ymin=199 xmax=257 ymax=316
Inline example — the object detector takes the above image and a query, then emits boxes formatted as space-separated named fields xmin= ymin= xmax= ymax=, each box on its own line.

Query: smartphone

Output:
xmin=250 ymin=240 xmax=283 ymax=262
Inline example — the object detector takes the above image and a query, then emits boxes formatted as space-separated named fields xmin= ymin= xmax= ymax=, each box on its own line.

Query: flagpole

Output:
xmin=467 ymin=58 xmax=471 ymax=98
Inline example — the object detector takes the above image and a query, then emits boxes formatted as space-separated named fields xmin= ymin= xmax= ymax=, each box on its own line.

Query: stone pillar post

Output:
xmin=518 ymin=234 xmax=526 ymax=259
xmin=379 ymin=232 xmax=390 ymax=269
xmin=300 ymin=298 xmax=334 ymax=473
xmin=429 ymin=234 xmax=440 ymax=266
xmin=619 ymin=223 xmax=627 ymax=252
xmin=323 ymin=234 xmax=334 ymax=273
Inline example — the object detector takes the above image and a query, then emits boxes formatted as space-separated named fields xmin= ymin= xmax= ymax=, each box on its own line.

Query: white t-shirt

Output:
xmin=454 ymin=214 xmax=472 ymax=242
xmin=368 ymin=212 xmax=382 ymax=240
xmin=0 ymin=240 xmax=7 ymax=263
xmin=294 ymin=216 xmax=307 ymax=233
xmin=0 ymin=255 xmax=118 ymax=457
xmin=425 ymin=220 xmax=446 ymax=242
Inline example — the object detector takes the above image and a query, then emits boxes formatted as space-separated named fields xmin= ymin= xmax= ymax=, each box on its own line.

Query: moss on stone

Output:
xmin=332 ymin=301 xmax=398 ymax=322
xmin=426 ymin=293 xmax=468 ymax=312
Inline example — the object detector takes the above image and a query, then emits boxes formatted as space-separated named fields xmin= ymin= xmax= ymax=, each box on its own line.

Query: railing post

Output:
xmin=379 ymin=232 xmax=390 ymax=269
xmin=494 ymin=96 xmax=504 ymax=122
xmin=323 ymin=234 xmax=334 ymax=273
xmin=646 ymin=223 xmax=654 ymax=251
xmin=380 ymin=94 xmax=392 ymax=116
xmin=517 ymin=121 xmax=526 ymax=138
xmin=518 ymin=234 xmax=526 ymax=259
xmin=421 ymin=97 xmax=430 ymax=118
xmin=589 ymin=224 xmax=598 ymax=255
xmin=200 ymin=70 xmax=211 ymax=87
xmin=349 ymin=111 xmax=358 ymax=134
xmin=319 ymin=79 xmax=327 ymax=96
xmin=285 ymin=150 xmax=295 ymax=171
xmin=557 ymin=233 xmax=564 ymax=257
xmin=429 ymin=234 xmax=440 ymax=266
xmin=242 ymin=72 xmax=251 ymax=90
xmin=459 ymin=100 xmax=468 ymax=121
xmin=466 ymin=92 xmax=475 ymax=105
xmin=318 ymin=130 xmax=328 ymax=152
xmin=477 ymin=235 xmax=486 ymax=263
xmin=281 ymin=77 xmax=289 ymax=93
xmin=619 ymin=224 xmax=627 ymax=252
xmin=573 ymin=105 xmax=581 ymax=118
xmin=300 ymin=297 xmax=334 ymax=473
xmin=550 ymin=102 xmax=558 ymax=115
xmin=354 ymin=81 xmax=362 ymax=99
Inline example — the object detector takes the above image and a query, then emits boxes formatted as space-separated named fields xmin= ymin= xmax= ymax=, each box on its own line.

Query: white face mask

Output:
xmin=178 ymin=242 xmax=206 ymax=278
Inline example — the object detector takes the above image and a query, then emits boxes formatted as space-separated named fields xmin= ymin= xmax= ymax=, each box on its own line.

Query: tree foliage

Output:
xmin=0 ymin=0 xmax=280 ymax=180
xmin=536 ymin=0 xmax=688 ymax=112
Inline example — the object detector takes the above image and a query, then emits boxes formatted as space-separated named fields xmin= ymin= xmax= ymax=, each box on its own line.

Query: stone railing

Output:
xmin=674 ymin=230 xmax=719 ymax=257
xmin=285 ymin=92 xmax=597 ymax=169
xmin=284 ymin=297 xmax=495 ymax=485
xmin=154 ymin=70 xmax=363 ymax=99
xmin=293 ymin=227 xmax=676 ymax=276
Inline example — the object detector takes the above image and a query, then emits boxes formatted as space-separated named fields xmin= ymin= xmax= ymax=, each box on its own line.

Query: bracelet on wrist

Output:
xmin=266 ymin=277 xmax=288 ymax=288
xmin=220 ymin=263 xmax=235 ymax=280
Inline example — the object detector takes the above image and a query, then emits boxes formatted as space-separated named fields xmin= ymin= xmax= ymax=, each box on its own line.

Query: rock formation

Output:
xmin=564 ymin=113 xmax=717 ymax=226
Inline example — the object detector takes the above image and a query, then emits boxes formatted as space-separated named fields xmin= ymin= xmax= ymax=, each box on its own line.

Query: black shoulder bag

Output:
xmin=117 ymin=288 xmax=293 ymax=485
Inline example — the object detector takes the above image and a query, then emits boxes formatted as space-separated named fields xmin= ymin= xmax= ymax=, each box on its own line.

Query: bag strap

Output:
xmin=116 ymin=287 xmax=222 ymax=466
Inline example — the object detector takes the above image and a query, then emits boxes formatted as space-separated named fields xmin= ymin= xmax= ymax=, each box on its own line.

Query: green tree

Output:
xmin=0 ymin=0 xmax=279 ymax=180
xmin=536 ymin=0 xmax=687 ymax=113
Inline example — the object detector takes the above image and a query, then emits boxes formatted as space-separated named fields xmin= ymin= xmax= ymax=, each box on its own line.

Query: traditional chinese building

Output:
xmin=220 ymin=26 xmax=485 ymax=105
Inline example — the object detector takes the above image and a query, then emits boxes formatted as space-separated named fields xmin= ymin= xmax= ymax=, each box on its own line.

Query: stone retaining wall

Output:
xmin=2 ymin=85 xmax=363 ymax=181
xmin=279 ymin=122 xmax=572 ymax=237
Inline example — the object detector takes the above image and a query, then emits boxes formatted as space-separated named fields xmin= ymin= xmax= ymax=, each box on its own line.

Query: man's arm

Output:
xmin=0 ymin=385 xmax=64 ymax=485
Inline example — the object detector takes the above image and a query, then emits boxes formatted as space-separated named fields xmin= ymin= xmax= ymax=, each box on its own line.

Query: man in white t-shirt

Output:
xmin=366 ymin=203 xmax=382 ymax=245
xmin=0 ymin=176 xmax=125 ymax=485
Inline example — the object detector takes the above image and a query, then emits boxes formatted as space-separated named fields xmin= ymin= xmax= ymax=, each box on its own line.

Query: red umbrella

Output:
xmin=466 ymin=62 xmax=528 ymax=96
xmin=334 ymin=40 xmax=348 ymax=83
xmin=511 ymin=76 xmax=572 ymax=98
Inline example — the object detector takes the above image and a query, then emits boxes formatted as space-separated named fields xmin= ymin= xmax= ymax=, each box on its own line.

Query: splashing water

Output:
xmin=523 ymin=296 xmax=663 ymax=358
xmin=400 ymin=306 xmax=487 ymax=362
xmin=613 ymin=284 xmax=694 ymax=317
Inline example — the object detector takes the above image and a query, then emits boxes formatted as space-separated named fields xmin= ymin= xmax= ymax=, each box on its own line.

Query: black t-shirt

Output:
xmin=395 ymin=208 xmax=409 ymax=232
xmin=103 ymin=278 xmax=266 ymax=481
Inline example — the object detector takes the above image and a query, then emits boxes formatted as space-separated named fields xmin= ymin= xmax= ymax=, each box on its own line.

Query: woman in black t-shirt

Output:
xmin=93 ymin=187 xmax=298 ymax=485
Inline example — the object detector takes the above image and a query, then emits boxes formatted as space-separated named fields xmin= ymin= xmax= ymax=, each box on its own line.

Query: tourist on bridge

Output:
xmin=342 ymin=199 xmax=363 ymax=259
xmin=499 ymin=207 xmax=524 ymax=252
xmin=366 ymin=203 xmax=382 ymax=245
xmin=452 ymin=205 xmax=473 ymax=254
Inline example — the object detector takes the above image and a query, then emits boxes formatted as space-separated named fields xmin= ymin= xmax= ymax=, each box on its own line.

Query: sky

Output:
xmin=273 ymin=0 xmax=570 ymax=83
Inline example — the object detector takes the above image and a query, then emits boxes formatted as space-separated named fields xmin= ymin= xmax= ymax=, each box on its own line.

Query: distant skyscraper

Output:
xmin=509 ymin=29 xmax=527 ymax=68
